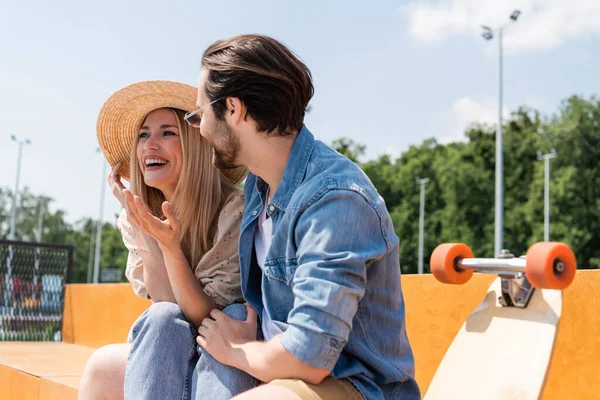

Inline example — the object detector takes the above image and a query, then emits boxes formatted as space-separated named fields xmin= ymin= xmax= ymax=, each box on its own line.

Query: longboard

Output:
xmin=424 ymin=242 xmax=576 ymax=400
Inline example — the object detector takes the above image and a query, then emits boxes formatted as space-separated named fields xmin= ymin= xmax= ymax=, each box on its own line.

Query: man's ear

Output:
xmin=225 ymin=97 xmax=246 ymax=127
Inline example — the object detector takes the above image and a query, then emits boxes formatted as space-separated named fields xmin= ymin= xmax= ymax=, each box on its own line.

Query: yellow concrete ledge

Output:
xmin=0 ymin=284 xmax=149 ymax=400
xmin=39 ymin=377 xmax=80 ymax=400
xmin=1 ymin=271 xmax=598 ymax=399
xmin=62 ymin=283 xmax=151 ymax=348
xmin=0 ymin=342 xmax=95 ymax=400
xmin=0 ymin=365 xmax=39 ymax=400
xmin=402 ymin=273 xmax=496 ymax=395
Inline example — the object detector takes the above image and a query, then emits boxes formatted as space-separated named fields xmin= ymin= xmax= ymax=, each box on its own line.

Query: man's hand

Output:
xmin=196 ymin=304 xmax=258 ymax=367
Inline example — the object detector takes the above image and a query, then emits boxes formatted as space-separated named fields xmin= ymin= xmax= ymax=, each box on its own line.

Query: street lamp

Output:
xmin=33 ymin=197 xmax=49 ymax=286
xmin=87 ymin=221 xmax=95 ymax=284
xmin=92 ymin=148 xmax=108 ymax=284
xmin=6 ymin=135 xmax=30 ymax=306
xmin=416 ymin=177 xmax=430 ymax=274
xmin=480 ymin=9 xmax=521 ymax=257
xmin=537 ymin=149 xmax=557 ymax=242
xmin=9 ymin=135 xmax=31 ymax=241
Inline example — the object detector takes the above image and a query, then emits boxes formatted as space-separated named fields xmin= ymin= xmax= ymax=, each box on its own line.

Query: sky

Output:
xmin=1 ymin=0 xmax=599 ymax=225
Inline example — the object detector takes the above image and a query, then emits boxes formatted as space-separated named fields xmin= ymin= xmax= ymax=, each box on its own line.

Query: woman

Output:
xmin=79 ymin=80 xmax=253 ymax=400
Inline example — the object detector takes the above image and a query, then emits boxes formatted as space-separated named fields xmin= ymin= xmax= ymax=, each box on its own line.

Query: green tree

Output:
xmin=0 ymin=187 xmax=129 ymax=282
xmin=331 ymin=137 xmax=366 ymax=163
xmin=352 ymin=94 xmax=600 ymax=272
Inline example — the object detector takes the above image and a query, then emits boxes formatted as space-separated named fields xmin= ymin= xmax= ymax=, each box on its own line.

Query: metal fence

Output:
xmin=0 ymin=240 xmax=73 ymax=341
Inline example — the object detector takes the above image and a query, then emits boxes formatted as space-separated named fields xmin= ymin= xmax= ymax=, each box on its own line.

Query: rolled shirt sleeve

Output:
xmin=279 ymin=189 xmax=391 ymax=370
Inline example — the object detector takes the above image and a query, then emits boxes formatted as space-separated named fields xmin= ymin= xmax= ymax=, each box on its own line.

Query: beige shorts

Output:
xmin=267 ymin=377 xmax=363 ymax=400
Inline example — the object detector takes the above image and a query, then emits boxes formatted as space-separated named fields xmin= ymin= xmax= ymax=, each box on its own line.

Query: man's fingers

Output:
xmin=210 ymin=309 xmax=226 ymax=321
xmin=198 ymin=325 xmax=210 ymax=338
xmin=200 ymin=318 xmax=215 ymax=330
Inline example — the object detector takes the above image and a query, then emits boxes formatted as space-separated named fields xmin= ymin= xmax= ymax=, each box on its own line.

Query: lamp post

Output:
xmin=87 ymin=221 xmax=95 ymax=284
xmin=92 ymin=149 xmax=108 ymax=284
xmin=481 ymin=9 xmax=521 ymax=257
xmin=537 ymin=149 xmax=557 ymax=242
xmin=416 ymin=177 xmax=430 ymax=274
xmin=6 ymin=135 xmax=31 ymax=308
xmin=9 ymin=135 xmax=31 ymax=241
xmin=33 ymin=198 xmax=48 ymax=286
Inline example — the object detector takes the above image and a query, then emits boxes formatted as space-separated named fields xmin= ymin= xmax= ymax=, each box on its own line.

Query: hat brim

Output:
xmin=96 ymin=80 xmax=248 ymax=186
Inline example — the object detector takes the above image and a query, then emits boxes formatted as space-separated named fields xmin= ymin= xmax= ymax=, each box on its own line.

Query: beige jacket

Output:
xmin=117 ymin=189 xmax=245 ymax=308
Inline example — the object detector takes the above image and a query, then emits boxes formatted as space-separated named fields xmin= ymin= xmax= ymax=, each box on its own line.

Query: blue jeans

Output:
xmin=124 ymin=302 xmax=260 ymax=400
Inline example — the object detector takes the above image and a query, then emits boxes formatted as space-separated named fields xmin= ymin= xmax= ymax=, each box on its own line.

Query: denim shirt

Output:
xmin=239 ymin=126 xmax=419 ymax=400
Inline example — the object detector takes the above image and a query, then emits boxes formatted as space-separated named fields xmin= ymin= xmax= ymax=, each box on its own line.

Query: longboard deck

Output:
xmin=424 ymin=277 xmax=562 ymax=400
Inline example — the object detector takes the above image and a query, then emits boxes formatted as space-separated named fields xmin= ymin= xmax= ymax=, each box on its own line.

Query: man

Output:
xmin=189 ymin=34 xmax=420 ymax=400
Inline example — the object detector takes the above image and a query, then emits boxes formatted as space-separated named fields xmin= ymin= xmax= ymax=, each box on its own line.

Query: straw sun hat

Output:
xmin=96 ymin=80 xmax=248 ymax=185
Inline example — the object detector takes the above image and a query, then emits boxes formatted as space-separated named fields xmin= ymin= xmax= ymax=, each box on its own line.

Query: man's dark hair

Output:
xmin=202 ymin=34 xmax=314 ymax=136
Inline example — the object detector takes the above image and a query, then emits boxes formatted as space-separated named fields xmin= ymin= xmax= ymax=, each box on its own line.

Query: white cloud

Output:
xmin=439 ymin=96 xmax=510 ymax=144
xmin=401 ymin=0 xmax=600 ymax=54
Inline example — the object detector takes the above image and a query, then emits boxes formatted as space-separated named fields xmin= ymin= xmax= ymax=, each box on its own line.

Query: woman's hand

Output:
xmin=107 ymin=163 xmax=127 ymax=208
xmin=123 ymin=189 xmax=182 ymax=254
xmin=109 ymin=163 xmax=141 ymax=232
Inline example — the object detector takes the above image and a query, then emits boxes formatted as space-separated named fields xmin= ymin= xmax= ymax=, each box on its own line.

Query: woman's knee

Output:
xmin=79 ymin=344 xmax=130 ymax=400
xmin=144 ymin=302 xmax=185 ymax=324
xmin=132 ymin=302 xmax=187 ymax=335
xmin=82 ymin=344 xmax=127 ymax=379
xmin=130 ymin=302 xmax=195 ymax=349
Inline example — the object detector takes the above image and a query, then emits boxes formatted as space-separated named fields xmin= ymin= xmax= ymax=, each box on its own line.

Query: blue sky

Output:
xmin=1 ymin=0 xmax=599 ymax=225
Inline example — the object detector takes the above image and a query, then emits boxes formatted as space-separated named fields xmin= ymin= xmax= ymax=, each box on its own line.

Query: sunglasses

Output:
xmin=184 ymin=97 xmax=224 ymax=128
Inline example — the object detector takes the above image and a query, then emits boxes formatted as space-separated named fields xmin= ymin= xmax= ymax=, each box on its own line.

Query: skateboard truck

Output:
xmin=430 ymin=242 xmax=577 ymax=307
xmin=456 ymin=249 xmax=536 ymax=308
xmin=496 ymin=250 xmax=534 ymax=308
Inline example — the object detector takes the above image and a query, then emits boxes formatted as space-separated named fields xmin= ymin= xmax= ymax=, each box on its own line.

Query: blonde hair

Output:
xmin=129 ymin=108 xmax=234 ymax=267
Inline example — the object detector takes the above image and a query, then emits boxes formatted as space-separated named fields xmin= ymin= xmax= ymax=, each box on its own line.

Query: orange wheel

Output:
xmin=525 ymin=242 xmax=577 ymax=289
xmin=430 ymin=243 xmax=474 ymax=284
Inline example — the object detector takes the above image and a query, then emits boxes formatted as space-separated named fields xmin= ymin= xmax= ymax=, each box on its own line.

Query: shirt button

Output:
xmin=269 ymin=205 xmax=275 ymax=212
xmin=252 ymin=210 xmax=258 ymax=216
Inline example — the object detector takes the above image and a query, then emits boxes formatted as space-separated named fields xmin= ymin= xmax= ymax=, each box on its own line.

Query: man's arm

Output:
xmin=197 ymin=306 xmax=329 ymax=384
xmin=278 ymin=189 xmax=388 ymax=371
xmin=234 ymin=335 xmax=330 ymax=384
xmin=199 ymin=189 xmax=390 ymax=382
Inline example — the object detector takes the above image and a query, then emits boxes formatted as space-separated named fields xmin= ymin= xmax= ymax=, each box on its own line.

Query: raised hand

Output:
xmin=123 ymin=189 xmax=182 ymax=253
xmin=107 ymin=162 xmax=127 ymax=208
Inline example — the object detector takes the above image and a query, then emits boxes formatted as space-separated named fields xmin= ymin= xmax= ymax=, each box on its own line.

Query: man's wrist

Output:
xmin=233 ymin=340 xmax=262 ymax=375
xmin=233 ymin=341 xmax=251 ymax=370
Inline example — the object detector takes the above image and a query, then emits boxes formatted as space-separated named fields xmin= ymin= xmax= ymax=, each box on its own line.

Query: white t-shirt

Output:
xmin=254 ymin=192 xmax=285 ymax=341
